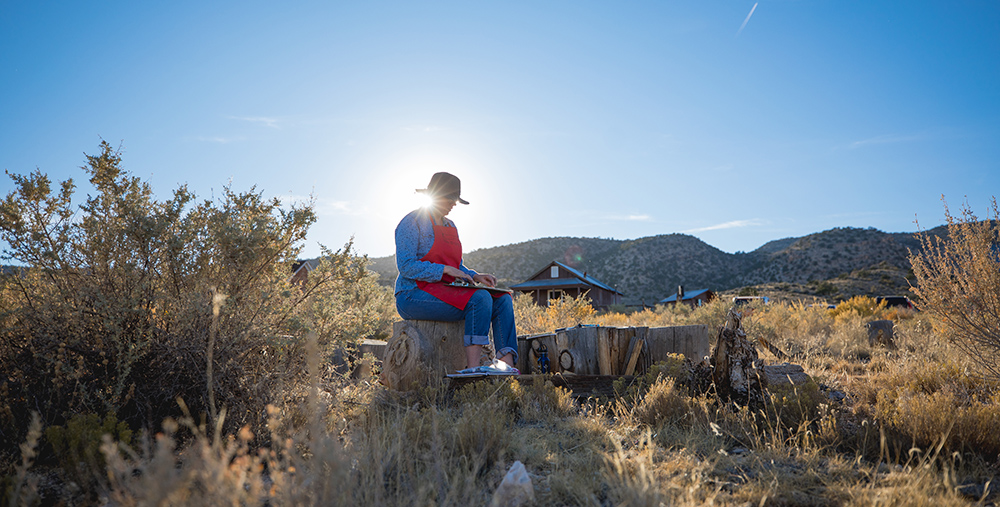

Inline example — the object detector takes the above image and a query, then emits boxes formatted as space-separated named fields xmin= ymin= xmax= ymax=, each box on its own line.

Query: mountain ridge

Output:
xmin=365 ymin=225 xmax=949 ymax=304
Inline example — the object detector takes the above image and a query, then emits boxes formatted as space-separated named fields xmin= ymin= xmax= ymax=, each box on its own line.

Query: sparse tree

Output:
xmin=909 ymin=197 xmax=1000 ymax=379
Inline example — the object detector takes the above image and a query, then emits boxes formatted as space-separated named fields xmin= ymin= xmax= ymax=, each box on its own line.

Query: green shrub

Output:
xmin=44 ymin=412 xmax=133 ymax=488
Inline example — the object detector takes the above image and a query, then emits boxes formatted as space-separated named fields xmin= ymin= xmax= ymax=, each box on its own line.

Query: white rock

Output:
xmin=491 ymin=460 xmax=534 ymax=507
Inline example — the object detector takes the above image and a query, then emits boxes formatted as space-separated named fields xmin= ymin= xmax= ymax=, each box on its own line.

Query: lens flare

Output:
xmin=563 ymin=245 xmax=585 ymax=267
xmin=415 ymin=191 xmax=434 ymax=210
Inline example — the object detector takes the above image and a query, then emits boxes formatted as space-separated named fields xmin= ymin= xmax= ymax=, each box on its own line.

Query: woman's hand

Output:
xmin=473 ymin=273 xmax=497 ymax=287
xmin=443 ymin=265 xmax=473 ymax=283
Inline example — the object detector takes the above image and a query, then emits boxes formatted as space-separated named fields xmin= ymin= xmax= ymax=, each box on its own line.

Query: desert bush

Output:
xmin=513 ymin=291 xmax=595 ymax=335
xmin=291 ymin=253 xmax=397 ymax=355
xmin=850 ymin=359 xmax=1000 ymax=459
xmin=750 ymin=301 xmax=833 ymax=359
xmin=44 ymin=412 xmax=133 ymax=491
xmin=764 ymin=376 xmax=825 ymax=431
xmin=829 ymin=295 xmax=887 ymax=321
xmin=632 ymin=376 xmax=691 ymax=427
xmin=0 ymin=141 xmax=373 ymax=456
xmin=910 ymin=197 xmax=1000 ymax=380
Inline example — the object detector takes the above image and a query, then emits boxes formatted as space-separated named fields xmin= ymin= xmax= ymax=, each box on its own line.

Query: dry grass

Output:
xmin=4 ymin=298 xmax=1000 ymax=505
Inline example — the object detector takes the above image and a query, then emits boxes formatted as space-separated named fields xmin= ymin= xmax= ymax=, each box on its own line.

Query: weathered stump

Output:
xmin=382 ymin=320 xmax=467 ymax=390
xmin=710 ymin=310 xmax=765 ymax=403
xmin=866 ymin=319 xmax=896 ymax=349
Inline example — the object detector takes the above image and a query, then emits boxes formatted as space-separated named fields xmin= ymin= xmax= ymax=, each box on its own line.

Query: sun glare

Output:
xmin=415 ymin=191 xmax=434 ymax=210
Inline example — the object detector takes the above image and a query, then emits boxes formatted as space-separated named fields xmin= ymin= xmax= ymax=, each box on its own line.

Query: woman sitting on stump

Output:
xmin=394 ymin=172 xmax=518 ymax=373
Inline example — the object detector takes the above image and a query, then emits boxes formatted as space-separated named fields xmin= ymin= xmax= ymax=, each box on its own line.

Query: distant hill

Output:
xmin=360 ymin=225 xmax=951 ymax=304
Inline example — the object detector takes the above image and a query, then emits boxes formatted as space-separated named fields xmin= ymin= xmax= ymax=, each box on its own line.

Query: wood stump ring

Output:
xmin=559 ymin=349 xmax=574 ymax=371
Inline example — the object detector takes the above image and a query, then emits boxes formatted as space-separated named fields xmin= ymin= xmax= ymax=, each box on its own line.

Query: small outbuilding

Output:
xmin=511 ymin=260 xmax=624 ymax=309
xmin=659 ymin=287 xmax=715 ymax=309
xmin=289 ymin=259 xmax=320 ymax=285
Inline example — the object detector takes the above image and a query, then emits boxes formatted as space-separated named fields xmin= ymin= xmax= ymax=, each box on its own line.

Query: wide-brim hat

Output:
xmin=415 ymin=172 xmax=469 ymax=204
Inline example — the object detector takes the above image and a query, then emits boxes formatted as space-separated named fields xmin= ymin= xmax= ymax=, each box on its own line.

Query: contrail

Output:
xmin=737 ymin=2 xmax=758 ymax=37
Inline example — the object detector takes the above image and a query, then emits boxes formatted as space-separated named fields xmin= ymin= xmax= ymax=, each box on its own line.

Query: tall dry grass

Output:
xmin=5 ymin=308 xmax=997 ymax=505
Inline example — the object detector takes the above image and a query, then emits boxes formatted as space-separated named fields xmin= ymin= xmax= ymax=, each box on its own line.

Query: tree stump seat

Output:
xmin=382 ymin=320 xmax=494 ymax=390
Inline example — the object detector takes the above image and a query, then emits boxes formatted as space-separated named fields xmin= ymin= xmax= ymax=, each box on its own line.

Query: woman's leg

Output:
xmin=395 ymin=289 xmax=465 ymax=321
xmin=491 ymin=294 xmax=518 ymax=368
xmin=462 ymin=290 xmax=493 ymax=368
xmin=396 ymin=289 xmax=493 ymax=369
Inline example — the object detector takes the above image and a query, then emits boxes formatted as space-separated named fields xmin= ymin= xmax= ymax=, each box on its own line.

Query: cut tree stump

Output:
xmin=866 ymin=320 xmax=896 ymax=349
xmin=382 ymin=320 xmax=469 ymax=390
xmin=710 ymin=310 xmax=765 ymax=403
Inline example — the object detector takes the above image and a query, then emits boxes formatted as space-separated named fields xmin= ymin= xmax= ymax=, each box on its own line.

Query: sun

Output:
xmin=415 ymin=191 xmax=434 ymax=210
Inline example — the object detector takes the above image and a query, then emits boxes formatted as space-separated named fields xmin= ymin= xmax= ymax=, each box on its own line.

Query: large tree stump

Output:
xmin=382 ymin=320 xmax=467 ymax=390
xmin=710 ymin=310 xmax=765 ymax=403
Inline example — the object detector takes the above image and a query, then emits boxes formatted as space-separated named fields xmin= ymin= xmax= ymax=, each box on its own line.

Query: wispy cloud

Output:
xmin=684 ymin=219 xmax=763 ymax=233
xmin=850 ymin=134 xmax=924 ymax=149
xmin=736 ymin=2 xmax=758 ymax=37
xmin=228 ymin=116 xmax=282 ymax=129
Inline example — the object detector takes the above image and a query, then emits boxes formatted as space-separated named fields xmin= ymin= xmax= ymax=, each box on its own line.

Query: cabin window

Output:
xmin=547 ymin=290 xmax=563 ymax=302
xmin=550 ymin=266 xmax=559 ymax=278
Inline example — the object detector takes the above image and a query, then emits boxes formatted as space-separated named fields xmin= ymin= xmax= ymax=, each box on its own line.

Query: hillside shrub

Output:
xmin=829 ymin=295 xmax=886 ymax=321
xmin=44 ymin=412 xmax=133 ymax=490
xmin=0 ymin=141 xmax=374 ymax=455
xmin=910 ymin=198 xmax=1000 ymax=380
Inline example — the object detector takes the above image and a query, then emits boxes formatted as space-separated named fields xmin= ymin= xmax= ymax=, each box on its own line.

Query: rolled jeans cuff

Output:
xmin=465 ymin=334 xmax=490 ymax=346
xmin=497 ymin=347 xmax=518 ymax=364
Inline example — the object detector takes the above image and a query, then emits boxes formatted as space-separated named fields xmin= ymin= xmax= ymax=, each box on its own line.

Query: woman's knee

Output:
xmin=466 ymin=289 xmax=493 ymax=310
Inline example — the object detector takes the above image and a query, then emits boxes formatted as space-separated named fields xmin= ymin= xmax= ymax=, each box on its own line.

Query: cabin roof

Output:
xmin=659 ymin=288 xmax=712 ymax=304
xmin=512 ymin=260 xmax=623 ymax=295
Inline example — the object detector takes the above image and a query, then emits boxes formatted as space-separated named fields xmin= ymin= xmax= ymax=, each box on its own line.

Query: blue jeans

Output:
xmin=395 ymin=289 xmax=518 ymax=364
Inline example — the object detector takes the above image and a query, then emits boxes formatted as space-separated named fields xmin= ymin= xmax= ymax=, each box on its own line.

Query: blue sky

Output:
xmin=2 ymin=1 xmax=998 ymax=259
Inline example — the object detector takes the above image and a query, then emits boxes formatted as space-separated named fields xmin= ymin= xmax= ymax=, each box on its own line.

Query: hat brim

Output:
xmin=415 ymin=188 xmax=469 ymax=205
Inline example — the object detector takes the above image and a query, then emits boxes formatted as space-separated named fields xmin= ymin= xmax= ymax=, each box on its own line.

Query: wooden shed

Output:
xmin=511 ymin=260 xmax=624 ymax=310
xmin=289 ymin=258 xmax=320 ymax=285
xmin=659 ymin=287 xmax=715 ymax=309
